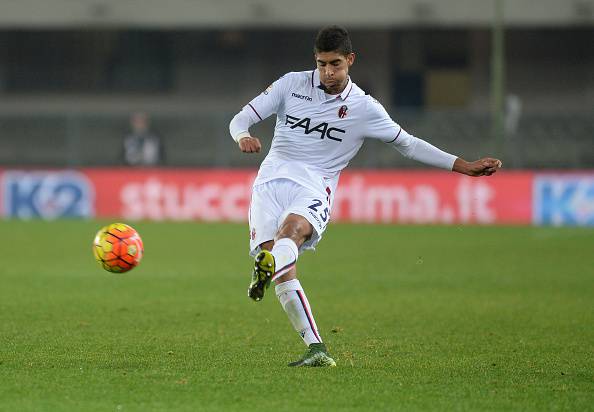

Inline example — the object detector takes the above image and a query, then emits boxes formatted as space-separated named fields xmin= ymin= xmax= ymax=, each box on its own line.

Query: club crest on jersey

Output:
xmin=338 ymin=105 xmax=348 ymax=119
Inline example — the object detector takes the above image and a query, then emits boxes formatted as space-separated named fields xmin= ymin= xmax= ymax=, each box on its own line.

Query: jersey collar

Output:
xmin=312 ymin=69 xmax=354 ymax=101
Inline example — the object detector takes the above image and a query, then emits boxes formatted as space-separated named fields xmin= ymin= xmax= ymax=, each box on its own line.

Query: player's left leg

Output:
xmin=272 ymin=215 xmax=335 ymax=367
xmin=275 ymin=271 xmax=335 ymax=367
xmin=250 ymin=213 xmax=335 ymax=366
xmin=247 ymin=180 xmax=335 ymax=366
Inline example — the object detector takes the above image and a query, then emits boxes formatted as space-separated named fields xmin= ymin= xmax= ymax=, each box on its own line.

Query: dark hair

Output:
xmin=314 ymin=25 xmax=353 ymax=56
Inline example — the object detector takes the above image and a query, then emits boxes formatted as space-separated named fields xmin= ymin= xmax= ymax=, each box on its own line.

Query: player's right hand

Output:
xmin=238 ymin=136 xmax=261 ymax=153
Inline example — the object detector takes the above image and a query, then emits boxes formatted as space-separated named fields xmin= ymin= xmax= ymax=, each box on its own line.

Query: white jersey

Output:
xmin=230 ymin=69 xmax=457 ymax=196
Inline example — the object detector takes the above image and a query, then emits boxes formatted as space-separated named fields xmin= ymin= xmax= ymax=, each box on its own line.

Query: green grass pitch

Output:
xmin=0 ymin=220 xmax=592 ymax=411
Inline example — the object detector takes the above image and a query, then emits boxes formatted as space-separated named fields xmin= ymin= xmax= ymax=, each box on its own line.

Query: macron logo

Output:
xmin=291 ymin=93 xmax=312 ymax=101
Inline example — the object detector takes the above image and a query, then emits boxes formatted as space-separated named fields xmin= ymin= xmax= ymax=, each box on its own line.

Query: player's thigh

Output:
xmin=250 ymin=179 xmax=332 ymax=255
xmin=248 ymin=183 xmax=282 ymax=256
xmin=276 ymin=213 xmax=314 ymax=244
xmin=283 ymin=185 xmax=332 ymax=241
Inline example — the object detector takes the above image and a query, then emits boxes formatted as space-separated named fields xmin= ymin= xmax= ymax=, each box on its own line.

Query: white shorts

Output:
xmin=248 ymin=179 xmax=332 ymax=257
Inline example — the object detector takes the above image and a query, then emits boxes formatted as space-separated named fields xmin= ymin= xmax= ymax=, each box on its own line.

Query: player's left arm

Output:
xmin=392 ymin=130 xmax=502 ymax=177
xmin=365 ymin=97 xmax=502 ymax=177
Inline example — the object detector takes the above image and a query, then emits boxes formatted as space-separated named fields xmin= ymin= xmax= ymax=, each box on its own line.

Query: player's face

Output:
xmin=315 ymin=51 xmax=355 ymax=95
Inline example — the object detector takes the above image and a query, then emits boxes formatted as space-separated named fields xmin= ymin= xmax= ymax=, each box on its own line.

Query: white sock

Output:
xmin=270 ymin=238 xmax=298 ymax=282
xmin=275 ymin=279 xmax=323 ymax=346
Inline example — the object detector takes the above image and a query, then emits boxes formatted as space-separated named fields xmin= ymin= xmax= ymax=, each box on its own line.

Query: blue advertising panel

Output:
xmin=534 ymin=175 xmax=594 ymax=226
xmin=2 ymin=170 xmax=95 ymax=219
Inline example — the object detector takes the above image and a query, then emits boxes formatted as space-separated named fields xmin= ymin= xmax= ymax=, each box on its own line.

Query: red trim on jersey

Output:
xmin=387 ymin=127 xmax=402 ymax=144
xmin=344 ymin=83 xmax=353 ymax=100
xmin=248 ymin=103 xmax=262 ymax=121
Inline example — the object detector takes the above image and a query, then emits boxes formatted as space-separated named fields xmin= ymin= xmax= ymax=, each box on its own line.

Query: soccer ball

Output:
xmin=93 ymin=223 xmax=144 ymax=273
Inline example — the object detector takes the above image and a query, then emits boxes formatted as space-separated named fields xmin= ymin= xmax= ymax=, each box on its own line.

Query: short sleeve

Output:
xmin=244 ymin=74 xmax=289 ymax=121
xmin=364 ymin=96 xmax=402 ymax=143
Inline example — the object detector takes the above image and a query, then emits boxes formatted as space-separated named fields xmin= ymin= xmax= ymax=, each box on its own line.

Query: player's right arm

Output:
xmin=229 ymin=75 xmax=288 ymax=153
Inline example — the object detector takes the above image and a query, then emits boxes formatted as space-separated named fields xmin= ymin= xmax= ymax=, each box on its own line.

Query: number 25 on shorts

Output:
xmin=308 ymin=199 xmax=330 ymax=223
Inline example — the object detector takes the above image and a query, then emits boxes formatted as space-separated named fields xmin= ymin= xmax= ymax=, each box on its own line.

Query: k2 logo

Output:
xmin=338 ymin=105 xmax=348 ymax=119
xmin=3 ymin=171 xmax=94 ymax=219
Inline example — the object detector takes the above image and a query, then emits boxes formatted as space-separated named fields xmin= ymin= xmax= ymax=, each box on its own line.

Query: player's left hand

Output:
xmin=454 ymin=157 xmax=502 ymax=177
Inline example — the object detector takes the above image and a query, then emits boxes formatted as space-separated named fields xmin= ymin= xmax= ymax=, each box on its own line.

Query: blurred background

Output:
xmin=0 ymin=0 xmax=592 ymax=169
xmin=2 ymin=4 xmax=593 ymax=411
xmin=1 ymin=0 xmax=593 ymax=225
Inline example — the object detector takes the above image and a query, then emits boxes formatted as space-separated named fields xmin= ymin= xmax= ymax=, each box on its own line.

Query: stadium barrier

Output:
xmin=1 ymin=168 xmax=593 ymax=226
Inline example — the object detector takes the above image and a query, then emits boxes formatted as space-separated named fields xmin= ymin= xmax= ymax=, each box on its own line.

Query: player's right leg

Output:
xmin=248 ymin=240 xmax=275 ymax=301
xmin=248 ymin=213 xmax=306 ymax=301
xmin=247 ymin=181 xmax=282 ymax=301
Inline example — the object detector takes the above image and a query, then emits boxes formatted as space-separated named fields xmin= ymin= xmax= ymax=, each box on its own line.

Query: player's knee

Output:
xmin=277 ymin=214 xmax=313 ymax=245
xmin=259 ymin=240 xmax=274 ymax=251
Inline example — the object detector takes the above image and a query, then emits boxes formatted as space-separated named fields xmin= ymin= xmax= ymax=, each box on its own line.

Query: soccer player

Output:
xmin=229 ymin=26 xmax=502 ymax=367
